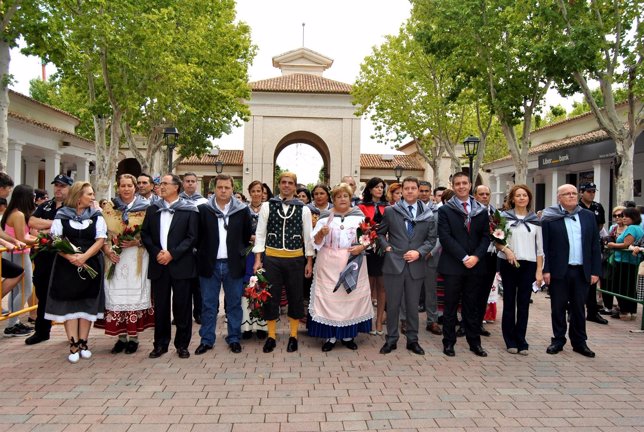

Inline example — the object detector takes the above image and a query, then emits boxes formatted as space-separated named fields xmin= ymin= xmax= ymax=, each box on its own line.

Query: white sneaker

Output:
xmin=68 ymin=351 xmax=80 ymax=363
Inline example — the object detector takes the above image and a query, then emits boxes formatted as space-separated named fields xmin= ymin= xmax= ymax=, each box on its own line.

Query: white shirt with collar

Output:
xmin=160 ymin=198 xmax=179 ymax=250
xmin=216 ymin=199 xmax=231 ymax=260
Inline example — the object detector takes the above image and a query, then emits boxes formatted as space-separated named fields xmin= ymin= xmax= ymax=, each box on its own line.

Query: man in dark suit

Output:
xmin=141 ymin=174 xmax=199 ymax=359
xmin=194 ymin=174 xmax=253 ymax=355
xmin=473 ymin=184 xmax=496 ymax=337
xmin=377 ymin=176 xmax=437 ymax=355
xmin=437 ymin=172 xmax=491 ymax=357
xmin=542 ymin=184 xmax=601 ymax=358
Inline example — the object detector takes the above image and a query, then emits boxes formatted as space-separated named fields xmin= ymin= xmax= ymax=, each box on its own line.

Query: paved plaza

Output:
xmin=1 ymin=293 xmax=643 ymax=432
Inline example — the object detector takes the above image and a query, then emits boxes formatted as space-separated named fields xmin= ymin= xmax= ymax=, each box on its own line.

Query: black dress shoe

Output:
xmin=406 ymin=342 xmax=425 ymax=355
xmin=443 ymin=344 xmax=455 ymax=357
xmin=322 ymin=341 xmax=336 ymax=352
xmin=195 ymin=343 xmax=213 ymax=355
xmin=587 ymin=313 xmax=608 ymax=325
xmin=341 ymin=339 xmax=358 ymax=350
xmin=573 ymin=345 xmax=595 ymax=358
xmin=480 ymin=327 xmax=491 ymax=337
xmin=242 ymin=331 xmax=253 ymax=340
xmin=124 ymin=340 xmax=139 ymax=354
xmin=456 ymin=327 xmax=465 ymax=337
xmin=177 ymin=347 xmax=190 ymax=359
xmin=598 ymin=307 xmax=613 ymax=315
xmin=256 ymin=330 xmax=268 ymax=340
xmin=263 ymin=337 xmax=276 ymax=353
xmin=470 ymin=345 xmax=488 ymax=357
xmin=229 ymin=342 xmax=242 ymax=353
xmin=194 ymin=315 xmax=202 ymax=325
xmin=379 ymin=343 xmax=397 ymax=354
xmin=149 ymin=346 xmax=168 ymax=358
xmin=426 ymin=323 xmax=442 ymax=335
xmin=546 ymin=344 xmax=563 ymax=354
xmin=286 ymin=337 xmax=298 ymax=352
xmin=25 ymin=333 xmax=50 ymax=345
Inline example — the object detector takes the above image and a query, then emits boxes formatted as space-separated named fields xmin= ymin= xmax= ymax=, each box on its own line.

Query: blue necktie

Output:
xmin=407 ymin=205 xmax=414 ymax=237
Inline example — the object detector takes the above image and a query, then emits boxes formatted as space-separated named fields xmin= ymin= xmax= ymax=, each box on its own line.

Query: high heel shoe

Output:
xmin=369 ymin=330 xmax=384 ymax=336
xmin=68 ymin=338 xmax=80 ymax=364
xmin=78 ymin=339 xmax=92 ymax=359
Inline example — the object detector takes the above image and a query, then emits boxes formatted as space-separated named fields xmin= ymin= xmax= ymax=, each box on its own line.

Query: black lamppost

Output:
xmin=163 ymin=127 xmax=179 ymax=173
xmin=394 ymin=164 xmax=404 ymax=183
xmin=463 ymin=135 xmax=480 ymax=185
xmin=214 ymin=160 xmax=224 ymax=174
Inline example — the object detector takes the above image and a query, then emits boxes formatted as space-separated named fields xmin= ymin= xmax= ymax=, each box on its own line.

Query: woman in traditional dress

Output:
xmin=241 ymin=180 xmax=268 ymax=339
xmin=496 ymin=185 xmax=543 ymax=355
xmin=308 ymin=183 xmax=373 ymax=351
xmin=45 ymin=182 xmax=106 ymax=363
xmin=101 ymin=174 xmax=154 ymax=354
xmin=358 ymin=177 xmax=388 ymax=335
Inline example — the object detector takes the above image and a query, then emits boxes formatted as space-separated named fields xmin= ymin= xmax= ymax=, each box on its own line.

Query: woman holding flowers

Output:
xmin=100 ymin=174 xmax=154 ymax=354
xmin=45 ymin=181 xmax=106 ymax=363
xmin=308 ymin=183 xmax=373 ymax=352
xmin=496 ymin=185 xmax=543 ymax=355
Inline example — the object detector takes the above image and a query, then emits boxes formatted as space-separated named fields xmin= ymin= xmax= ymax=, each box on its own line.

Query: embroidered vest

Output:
xmin=266 ymin=201 xmax=303 ymax=251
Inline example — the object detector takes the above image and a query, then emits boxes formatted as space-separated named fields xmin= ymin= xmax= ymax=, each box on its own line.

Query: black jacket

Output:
xmin=437 ymin=203 xmax=490 ymax=275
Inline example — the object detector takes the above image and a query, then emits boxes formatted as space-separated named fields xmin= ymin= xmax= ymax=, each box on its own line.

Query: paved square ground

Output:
xmin=1 ymin=293 xmax=643 ymax=431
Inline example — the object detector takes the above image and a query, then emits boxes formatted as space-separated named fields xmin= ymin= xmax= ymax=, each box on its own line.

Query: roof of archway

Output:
xmin=250 ymin=73 xmax=352 ymax=94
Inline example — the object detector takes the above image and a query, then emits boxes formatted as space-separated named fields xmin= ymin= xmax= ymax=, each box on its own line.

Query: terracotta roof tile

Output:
xmin=182 ymin=150 xmax=243 ymax=166
xmin=360 ymin=154 xmax=424 ymax=170
xmin=250 ymin=73 xmax=352 ymax=94
xmin=9 ymin=111 xmax=93 ymax=144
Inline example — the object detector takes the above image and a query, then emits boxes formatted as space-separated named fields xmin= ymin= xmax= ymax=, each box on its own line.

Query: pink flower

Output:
xmin=492 ymin=229 xmax=505 ymax=240
xmin=248 ymin=276 xmax=258 ymax=287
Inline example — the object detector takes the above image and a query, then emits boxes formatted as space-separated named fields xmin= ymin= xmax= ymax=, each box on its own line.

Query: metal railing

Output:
xmin=598 ymin=251 xmax=644 ymax=332
xmin=1 ymin=246 xmax=37 ymax=322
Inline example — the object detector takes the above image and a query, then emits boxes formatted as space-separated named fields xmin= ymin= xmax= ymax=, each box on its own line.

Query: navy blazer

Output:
xmin=141 ymin=206 xmax=198 ymax=280
xmin=542 ymin=208 xmax=601 ymax=282
xmin=196 ymin=203 xmax=253 ymax=279
xmin=437 ymin=203 xmax=490 ymax=276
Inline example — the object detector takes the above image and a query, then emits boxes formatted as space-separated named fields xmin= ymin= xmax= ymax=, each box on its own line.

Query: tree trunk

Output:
xmin=93 ymin=110 xmax=123 ymax=200
xmin=614 ymin=135 xmax=635 ymax=205
xmin=0 ymin=39 xmax=10 ymax=172
xmin=499 ymin=120 xmax=529 ymax=186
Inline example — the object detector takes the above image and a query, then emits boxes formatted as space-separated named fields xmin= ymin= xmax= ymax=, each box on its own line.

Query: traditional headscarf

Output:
xmin=541 ymin=205 xmax=583 ymax=222
xmin=55 ymin=206 xmax=101 ymax=222
xmin=154 ymin=197 xmax=199 ymax=214
xmin=269 ymin=195 xmax=305 ymax=206
xmin=445 ymin=195 xmax=487 ymax=230
xmin=502 ymin=209 xmax=541 ymax=232
xmin=111 ymin=195 xmax=149 ymax=224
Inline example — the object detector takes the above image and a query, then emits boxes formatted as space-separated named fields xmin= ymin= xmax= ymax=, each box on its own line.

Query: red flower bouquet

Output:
xmin=33 ymin=232 xmax=99 ymax=279
xmin=106 ymin=223 xmax=142 ymax=280
xmin=356 ymin=217 xmax=381 ymax=253
xmin=243 ymin=268 xmax=272 ymax=319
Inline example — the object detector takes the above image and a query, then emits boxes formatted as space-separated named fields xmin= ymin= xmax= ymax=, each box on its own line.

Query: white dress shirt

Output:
xmin=216 ymin=199 xmax=231 ymax=260
xmin=159 ymin=198 xmax=178 ymax=250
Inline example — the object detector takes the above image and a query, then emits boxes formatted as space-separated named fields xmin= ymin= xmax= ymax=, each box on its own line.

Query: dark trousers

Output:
xmin=549 ymin=265 xmax=588 ymax=348
xmin=442 ymin=273 xmax=481 ymax=348
xmin=32 ymin=268 xmax=52 ymax=337
xmin=476 ymin=253 xmax=497 ymax=326
xmin=500 ymin=259 xmax=535 ymax=351
xmin=600 ymin=276 xmax=614 ymax=310
xmin=384 ymin=266 xmax=423 ymax=345
xmin=190 ymin=277 xmax=202 ymax=319
xmin=263 ymin=256 xmax=305 ymax=320
xmin=152 ymin=269 xmax=192 ymax=350
xmin=586 ymin=281 xmax=599 ymax=316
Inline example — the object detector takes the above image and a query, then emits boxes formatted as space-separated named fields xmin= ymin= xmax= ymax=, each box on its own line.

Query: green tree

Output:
xmin=25 ymin=0 xmax=255 ymax=199
xmin=273 ymin=163 xmax=285 ymax=192
xmin=413 ymin=0 xmax=555 ymax=185
xmin=542 ymin=0 xmax=642 ymax=203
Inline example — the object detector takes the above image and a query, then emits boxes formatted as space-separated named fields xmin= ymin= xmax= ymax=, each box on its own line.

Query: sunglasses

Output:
xmin=613 ymin=213 xmax=623 ymax=217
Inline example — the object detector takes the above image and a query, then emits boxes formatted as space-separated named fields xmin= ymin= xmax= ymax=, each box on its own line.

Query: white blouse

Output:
xmin=497 ymin=215 xmax=544 ymax=263
xmin=311 ymin=214 xmax=362 ymax=251
xmin=51 ymin=216 xmax=108 ymax=239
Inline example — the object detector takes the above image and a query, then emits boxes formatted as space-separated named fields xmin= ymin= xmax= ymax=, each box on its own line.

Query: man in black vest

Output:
xmin=194 ymin=175 xmax=253 ymax=355
xmin=253 ymin=172 xmax=314 ymax=353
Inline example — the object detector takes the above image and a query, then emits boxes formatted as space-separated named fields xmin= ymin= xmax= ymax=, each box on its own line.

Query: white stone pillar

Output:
xmin=593 ymin=160 xmax=610 ymax=212
xmin=7 ymin=139 xmax=24 ymax=184
xmin=45 ymin=151 xmax=62 ymax=196
xmin=24 ymin=158 xmax=40 ymax=189
xmin=492 ymin=175 xmax=503 ymax=209
xmin=75 ymin=157 xmax=90 ymax=182
xmin=549 ymin=169 xmax=566 ymax=206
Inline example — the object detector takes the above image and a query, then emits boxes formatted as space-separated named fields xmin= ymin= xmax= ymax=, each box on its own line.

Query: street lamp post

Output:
xmin=463 ymin=135 xmax=480 ymax=186
xmin=214 ymin=160 xmax=224 ymax=174
xmin=394 ymin=165 xmax=404 ymax=183
xmin=163 ymin=127 xmax=179 ymax=173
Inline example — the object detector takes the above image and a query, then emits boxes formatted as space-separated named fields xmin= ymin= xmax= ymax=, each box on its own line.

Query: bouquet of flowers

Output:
xmin=243 ymin=268 xmax=272 ymax=319
xmin=32 ymin=232 xmax=99 ymax=279
xmin=489 ymin=209 xmax=519 ymax=268
xmin=356 ymin=217 xmax=381 ymax=254
xmin=106 ymin=223 xmax=142 ymax=280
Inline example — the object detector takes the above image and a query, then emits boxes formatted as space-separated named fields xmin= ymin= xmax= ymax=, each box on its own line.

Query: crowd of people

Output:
xmin=1 ymin=169 xmax=643 ymax=363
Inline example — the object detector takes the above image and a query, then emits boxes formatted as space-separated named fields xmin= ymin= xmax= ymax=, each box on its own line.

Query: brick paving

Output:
xmin=1 ymin=294 xmax=643 ymax=432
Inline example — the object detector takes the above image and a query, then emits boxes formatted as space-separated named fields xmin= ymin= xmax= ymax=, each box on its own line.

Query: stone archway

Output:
xmin=273 ymin=131 xmax=331 ymax=187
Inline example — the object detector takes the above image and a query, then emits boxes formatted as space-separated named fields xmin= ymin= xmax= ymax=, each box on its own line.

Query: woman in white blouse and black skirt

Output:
xmin=496 ymin=185 xmax=543 ymax=356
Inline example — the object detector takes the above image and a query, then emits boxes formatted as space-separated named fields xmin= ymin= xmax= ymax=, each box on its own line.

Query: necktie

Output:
xmin=407 ymin=205 xmax=414 ymax=237
xmin=462 ymin=201 xmax=470 ymax=232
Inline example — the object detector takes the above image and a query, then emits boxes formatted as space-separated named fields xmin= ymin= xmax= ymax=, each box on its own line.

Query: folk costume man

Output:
xmin=377 ymin=176 xmax=437 ymax=356
xmin=253 ymin=172 xmax=314 ymax=353
xmin=195 ymin=175 xmax=253 ymax=355
xmin=141 ymin=174 xmax=199 ymax=359
xmin=437 ymin=172 xmax=491 ymax=357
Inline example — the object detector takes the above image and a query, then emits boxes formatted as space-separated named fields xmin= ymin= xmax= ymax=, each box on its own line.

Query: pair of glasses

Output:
xmin=613 ymin=213 xmax=623 ymax=217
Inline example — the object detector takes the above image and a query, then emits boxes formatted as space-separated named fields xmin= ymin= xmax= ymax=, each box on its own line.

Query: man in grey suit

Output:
xmin=377 ymin=176 xmax=437 ymax=355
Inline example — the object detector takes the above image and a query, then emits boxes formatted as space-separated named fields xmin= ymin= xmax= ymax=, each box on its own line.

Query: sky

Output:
xmin=8 ymin=0 xmax=580 ymax=185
